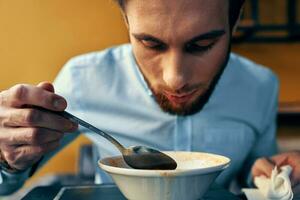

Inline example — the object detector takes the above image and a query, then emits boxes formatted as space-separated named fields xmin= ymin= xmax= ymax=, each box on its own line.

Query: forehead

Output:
xmin=126 ymin=0 xmax=229 ymax=38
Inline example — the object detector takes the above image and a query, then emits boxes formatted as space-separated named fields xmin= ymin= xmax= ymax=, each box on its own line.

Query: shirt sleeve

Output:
xmin=239 ymin=73 xmax=279 ymax=187
xmin=0 ymin=58 xmax=83 ymax=195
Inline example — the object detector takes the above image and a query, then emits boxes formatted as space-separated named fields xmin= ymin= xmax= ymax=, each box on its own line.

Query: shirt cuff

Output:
xmin=0 ymin=168 xmax=30 ymax=184
xmin=0 ymin=168 xmax=30 ymax=195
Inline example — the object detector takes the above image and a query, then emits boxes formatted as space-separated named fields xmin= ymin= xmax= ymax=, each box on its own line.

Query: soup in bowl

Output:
xmin=99 ymin=151 xmax=230 ymax=200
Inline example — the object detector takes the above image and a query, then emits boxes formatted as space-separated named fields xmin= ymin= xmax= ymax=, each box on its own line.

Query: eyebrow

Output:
xmin=132 ymin=33 xmax=165 ymax=44
xmin=188 ymin=30 xmax=226 ymax=43
xmin=132 ymin=29 xmax=226 ymax=44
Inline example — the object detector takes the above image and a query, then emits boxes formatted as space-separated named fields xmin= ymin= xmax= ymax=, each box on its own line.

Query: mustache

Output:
xmin=159 ymin=83 xmax=209 ymax=95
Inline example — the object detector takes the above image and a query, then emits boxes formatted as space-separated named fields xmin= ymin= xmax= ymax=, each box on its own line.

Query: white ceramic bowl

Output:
xmin=99 ymin=151 xmax=230 ymax=200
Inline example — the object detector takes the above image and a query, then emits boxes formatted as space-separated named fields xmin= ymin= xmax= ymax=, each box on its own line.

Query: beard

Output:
xmin=144 ymin=47 xmax=231 ymax=116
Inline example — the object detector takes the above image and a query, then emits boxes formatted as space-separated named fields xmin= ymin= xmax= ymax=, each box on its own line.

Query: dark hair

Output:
xmin=114 ymin=0 xmax=245 ymax=30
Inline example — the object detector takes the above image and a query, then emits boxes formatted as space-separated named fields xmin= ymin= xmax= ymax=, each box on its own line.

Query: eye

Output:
xmin=140 ymin=39 xmax=166 ymax=51
xmin=185 ymin=40 xmax=215 ymax=54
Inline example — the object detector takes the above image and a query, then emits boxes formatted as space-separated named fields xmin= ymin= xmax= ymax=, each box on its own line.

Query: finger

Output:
xmin=36 ymin=83 xmax=79 ymax=129
xmin=271 ymin=152 xmax=300 ymax=186
xmin=6 ymin=153 xmax=42 ymax=171
xmin=37 ymin=82 xmax=55 ymax=93
xmin=1 ymin=108 xmax=77 ymax=132
xmin=252 ymin=157 xmax=275 ymax=178
xmin=1 ymin=84 xmax=66 ymax=111
xmin=272 ymin=151 xmax=300 ymax=166
xmin=271 ymin=154 xmax=289 ymax=167
xmin=0 ymin=127 xmax=64 ymax=145
xmin=4 ymin=153 xmax=42 ymax=171
xmin=2 ymin=140 xmax=60 ymax=170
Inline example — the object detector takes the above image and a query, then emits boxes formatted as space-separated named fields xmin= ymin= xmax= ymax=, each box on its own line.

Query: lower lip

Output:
xmin=165 ymin=91 xmax=197 ymax=104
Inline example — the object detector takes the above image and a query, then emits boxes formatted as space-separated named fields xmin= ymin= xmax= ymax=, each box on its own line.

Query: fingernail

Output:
xmin=53 ymin=99 xmax=65 ymax=110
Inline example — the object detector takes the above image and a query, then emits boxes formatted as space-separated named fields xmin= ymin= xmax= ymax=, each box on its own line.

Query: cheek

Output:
xmin=192 ymin=39 xmax=229 ymax=82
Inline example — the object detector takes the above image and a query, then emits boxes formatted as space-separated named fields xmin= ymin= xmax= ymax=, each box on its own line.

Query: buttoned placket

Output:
xmin=174 ymin=116 xmax=192 ymax=151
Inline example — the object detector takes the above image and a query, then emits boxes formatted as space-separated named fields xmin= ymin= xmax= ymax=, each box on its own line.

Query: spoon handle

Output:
xmin=61 ymin=111 xmax=126 ymax=152
xmin=36 ymin=107 xmax=126 ymax=153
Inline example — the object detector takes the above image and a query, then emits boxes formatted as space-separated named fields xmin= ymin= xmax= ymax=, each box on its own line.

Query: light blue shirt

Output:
xmin=0 ymin=44 xmax=278 ymax=194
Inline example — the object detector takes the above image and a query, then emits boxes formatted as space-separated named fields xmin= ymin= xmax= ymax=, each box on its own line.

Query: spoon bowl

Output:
xmin=123 ymin=146 xmax=177 ymax=170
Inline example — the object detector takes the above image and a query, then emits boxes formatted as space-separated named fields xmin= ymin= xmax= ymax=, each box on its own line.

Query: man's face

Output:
xmin=126 ymin=0 xmax=231 ymax=115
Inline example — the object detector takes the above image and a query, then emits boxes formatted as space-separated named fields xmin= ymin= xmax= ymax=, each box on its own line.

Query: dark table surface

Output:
xmin=22 ymin=183 xmax=244 ymax=200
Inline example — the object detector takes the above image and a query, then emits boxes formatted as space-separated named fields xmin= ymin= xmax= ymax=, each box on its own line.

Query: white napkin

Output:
xmin=242 ymin=165 xmax=293 ymax=200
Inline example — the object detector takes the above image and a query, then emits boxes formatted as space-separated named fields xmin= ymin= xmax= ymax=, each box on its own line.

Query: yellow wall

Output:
xmin=1 ymin=0 xmax=300 ymax=189
xmin=0 ymin=0 xmax=128 ymax=89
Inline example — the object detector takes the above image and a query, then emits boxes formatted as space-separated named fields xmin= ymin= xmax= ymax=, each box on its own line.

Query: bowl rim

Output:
xmin=98 ymin=151 xmax=231 ymax=177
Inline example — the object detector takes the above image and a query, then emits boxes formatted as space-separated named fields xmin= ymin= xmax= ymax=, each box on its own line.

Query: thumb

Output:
xmin=37 ymin=81 xmax=55 ymax=93
xmin=252 ymin=157 xmax=275 ymax=178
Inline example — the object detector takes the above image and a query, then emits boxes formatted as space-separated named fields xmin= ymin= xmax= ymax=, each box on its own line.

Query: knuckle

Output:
xmin=253 ymin=158 xmax=265 ymax=170
xmin=252 ymin=162 xmax=259 ymax=171
xmin=28 ymin=128 xmax=40 ymax=144
xmin=3 ymin=150 xmax=17 ymax=163
xmin=5 ymin=130 xmax=17 ymax=144
xmin=255 ymin=158 xmax=264 ymax=165
xmin=0 ymin=90 xmax=8 ymax=106
xmin=2 ymin=110 xmax=16 ymax=127
xmin=10 ymin=84 xmax=27 ymax=102
xmin=0 ymin=116 xmax=8 ymax=128
xmin=23 ymin=109 xmax=40 ymax=124
xmin=257 ymin=158 xmax=263 ymax=163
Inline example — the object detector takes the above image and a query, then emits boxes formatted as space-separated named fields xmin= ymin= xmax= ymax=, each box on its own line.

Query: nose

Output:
xmin=162 ymin=50 xmax=188 ymax=91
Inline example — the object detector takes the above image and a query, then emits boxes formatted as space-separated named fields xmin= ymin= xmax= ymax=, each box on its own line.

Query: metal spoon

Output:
xmin=57 ymin=111 xmax=177 ymax=170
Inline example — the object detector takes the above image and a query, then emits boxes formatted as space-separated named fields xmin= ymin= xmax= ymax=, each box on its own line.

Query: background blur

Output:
xmin=0 ymin=0 xmax=300 ymax=195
